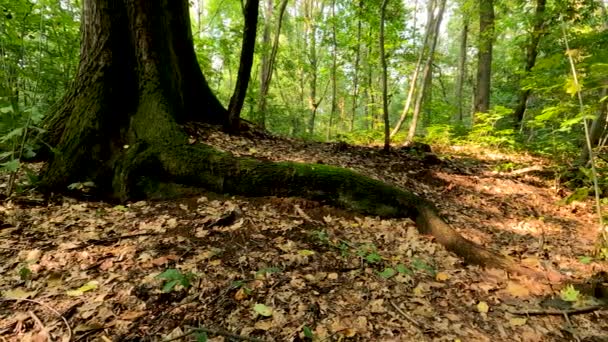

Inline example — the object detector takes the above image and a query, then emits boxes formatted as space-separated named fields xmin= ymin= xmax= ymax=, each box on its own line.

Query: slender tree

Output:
xmin=257 ymin=0 xmax=289 ymax=128
xmin=327 ymin=0 xmax=338 ymax=140
xmin=513 ymin=0 xmax=547 ymax=126
xmin=406 ymin=0 xmax=446 ymax=143
xmin=390 ymin=0 xmax=434 ymax=138
xmin=350 ymin=0 xmax=363 ymax=131
xmin=454 ymin=13 xmax=469 ymax=122
xmin=379 ymin=0 xmax=390 ymax=150
xmin=226 ymin=0 xmax=260 ymax=132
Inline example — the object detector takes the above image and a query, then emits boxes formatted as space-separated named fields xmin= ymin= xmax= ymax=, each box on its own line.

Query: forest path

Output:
xmin=0 ymin=127 xmax=606 ymax=341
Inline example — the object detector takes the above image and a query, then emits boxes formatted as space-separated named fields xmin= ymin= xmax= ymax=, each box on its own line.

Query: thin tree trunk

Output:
xmin=327 ymin=0 xmax=338 ymax=140
xmin=455 ymin=15 xmax=468 ymax=122
xmin=390 ymin=0 xmax=434 ymax=138
xmin=406 ymin=0 xmax=445 ymax=143
xmin=473 ymin=0 xmax=494 ymax=115
xmin=513 ymin=0 xmax=546 ymax=125
xmin=257 ymin=0 xmax=289 ymax=128
xmin=380 ymin=0 xmax=390 ymax=150
xmin=227 ymin=0 xmax=259 ymax=132
xmin=306 ymin=0 xmax=324 ymax=135
xmin=350 ymin=0 xmax=363 ymax=132
xmin=580 ymin=88 xmax=608 ymax=162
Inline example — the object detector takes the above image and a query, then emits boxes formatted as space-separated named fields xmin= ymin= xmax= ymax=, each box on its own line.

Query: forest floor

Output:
xmin=1 ymin=126 xmax=608 ymax=342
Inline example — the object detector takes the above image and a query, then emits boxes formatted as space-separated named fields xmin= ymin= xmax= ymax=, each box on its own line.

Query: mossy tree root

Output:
xmin=116 ymin=142 xmax=539 ymax=277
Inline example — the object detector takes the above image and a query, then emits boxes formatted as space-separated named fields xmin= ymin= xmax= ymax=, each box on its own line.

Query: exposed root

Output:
xmin=114 ymin=142 xmax=543 ymax=278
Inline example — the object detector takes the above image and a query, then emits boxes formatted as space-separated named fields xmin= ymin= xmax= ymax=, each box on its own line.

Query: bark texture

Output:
xmin=473 ymin=0 xmax=494 ymax=115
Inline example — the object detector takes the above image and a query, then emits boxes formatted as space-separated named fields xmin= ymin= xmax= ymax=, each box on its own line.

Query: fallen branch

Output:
xmin=507 ymin=304 xmax=607 ymax=316
xmin=0 ymin=298 xmax=72 ymax=341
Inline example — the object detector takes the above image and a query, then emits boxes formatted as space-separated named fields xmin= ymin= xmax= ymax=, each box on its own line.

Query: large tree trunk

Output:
xmin=41 ymin=0 xmax=226 ymax=191
xmin=473 ymin=0 xmax=494 ymax=115
xmin=39 ymin=0 xmax=539 ymax=279
xmin=226 ymin=0 xmax=259 ymax=132
xmin=513 ymin=0 xmax=546 ymax=126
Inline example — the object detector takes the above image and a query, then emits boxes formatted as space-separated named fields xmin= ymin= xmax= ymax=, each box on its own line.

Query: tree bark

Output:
xmin=454 ymin=15 xmax=469 ymax=122
xmin=380 ymin=0 xmax=390 ymax=150
xmin=40 ymin=0 xmax=226 ymax=191
xmin=513 ymin=0 xmax=546 ymax=126
xmin=226 ymin=0 xmax=259 ymax=132
xmin=473 ymin=0 xmax=494 ymax=115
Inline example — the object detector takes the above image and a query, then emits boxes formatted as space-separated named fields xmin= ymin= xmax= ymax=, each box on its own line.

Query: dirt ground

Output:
xmin=1 ymin=126 xmax=607 ymax=341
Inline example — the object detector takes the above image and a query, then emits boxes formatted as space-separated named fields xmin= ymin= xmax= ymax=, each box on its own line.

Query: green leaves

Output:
xmin=156 ymin=269 xmax=196 ymax=293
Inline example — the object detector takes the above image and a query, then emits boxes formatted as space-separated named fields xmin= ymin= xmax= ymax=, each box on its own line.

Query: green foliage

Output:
xmin=468 ymin=106 xmax=517 ymax=148
xmin=302 ymin=325 xmax=315 ymax=339
xmin=155 ymin=268 xmax=196 ymax=293
xmin=356 ymin=244 xmax=382 ymax=264
xmin=559 ymin=284 xmax=580 ymax=302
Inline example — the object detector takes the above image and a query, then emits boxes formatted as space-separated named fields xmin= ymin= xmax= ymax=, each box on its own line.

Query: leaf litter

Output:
xmin=0 ymin=127 xmax=607 ymax=341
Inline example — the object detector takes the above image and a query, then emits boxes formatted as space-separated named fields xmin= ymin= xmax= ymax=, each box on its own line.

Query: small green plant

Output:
xmin=156 ymin=268 xmax=196 ymax=293
xmin=356 ymin=244 xmax=382 ymax=264
xmin=411 ymin=257 xmax=436 ymax=276
xmin=396 ymin=263 xmax=413 ymax=275
xmin=560 ymin=284 xmax=580 ymax=302
xmin=377 ymin=267 xmax=396 ymax=279
xmin=302 ymin=325 xmax=316 ymax=340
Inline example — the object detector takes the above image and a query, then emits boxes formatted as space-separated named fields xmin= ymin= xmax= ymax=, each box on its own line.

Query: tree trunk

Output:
xmin=390 ymin=0 xmax=434 ymax=138
xmin=473 ymin=0 xmax=494 ymax=115
xmin=226 ymin=0 xmax=259 ymax=132
xmin=513 ymin=0 xmax=546 ymax=126
xmin=406 ymin=0 xmax=445 ymax=143
xmin=380 ymin=0 xmax=390 ymax=150
xmin=305 ymin=0 xmax=324 ymax=135
xmin=257 ymin=0 xmax=289 ymax=129
xmin=350 ymin=0 xmax=363 ymax=132
xmin=327 ymin=0 xmax=338 ymax=140
xmin=580 ymin=88 xmax=608 ymax=163
xmin=39 ymin=0 xmax=540 ymax=280
xmin=40 ymin=0 xmax=226 ymax=192
xmin=454 ymin=15 xmax=468 ymax=122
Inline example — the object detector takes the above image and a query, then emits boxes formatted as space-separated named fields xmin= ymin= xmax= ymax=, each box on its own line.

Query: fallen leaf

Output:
xmin=3 ymin=288 xmax=37 ymax=299
xmin=253 ymin=303 xmax=273 ymax=317
xmin=67 ymin=280 xmax=99 ymax=296
xmin=435 ymin=272 xmax=450 ymax=281
xmin=510 ymin=317 xmax=527 ymax=326
xmin=506 ymin=282 xmax=530 ymax=298
xmin=477 ymin=301 xmax=489 ymax=313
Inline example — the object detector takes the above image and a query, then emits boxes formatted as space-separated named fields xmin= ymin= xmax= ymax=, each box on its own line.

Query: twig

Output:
xmin=66 ymin=232 xmax=159 ymax=250
xmin=1 ymin=298 xmax=72 ymax=341
xmin=162 ymin=326 xmax=267 ymax=342
xmin=507 ymin=305 xmax=607 ymax=316
xmin=389 ymin=300 xmax=422 ymax=329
